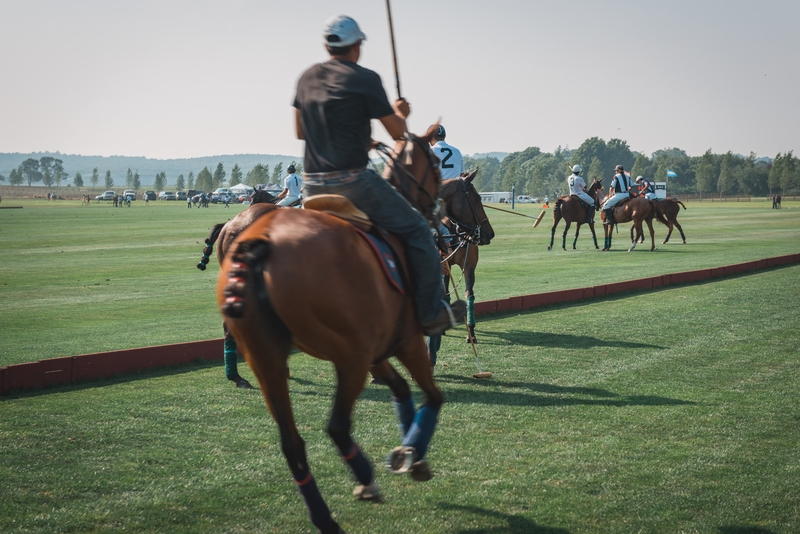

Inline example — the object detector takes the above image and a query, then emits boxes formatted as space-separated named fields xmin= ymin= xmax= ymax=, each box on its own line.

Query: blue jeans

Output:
xmin=303 ymin=169 xmax=444 ymax=325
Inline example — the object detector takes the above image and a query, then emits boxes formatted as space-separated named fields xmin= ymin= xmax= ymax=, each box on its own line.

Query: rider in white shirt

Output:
xmin=429 ymin=125 xmax=464 ymax=179
xmin=567 ymin=164 xmax=597 ymax=223
xmin=277 ymin=165 xmax=303 ymax=206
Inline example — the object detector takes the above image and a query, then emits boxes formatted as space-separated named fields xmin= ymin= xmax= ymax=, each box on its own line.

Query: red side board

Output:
xmin=2 ymin=340 xmax=222 ymax=395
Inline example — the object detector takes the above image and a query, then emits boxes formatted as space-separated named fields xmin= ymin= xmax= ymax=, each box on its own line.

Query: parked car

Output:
xmin=516 ymin=195 xmax=536 ymax=203
xmin=158 ymin=191 xmax=177 ymax=201
xmin=95 ymin=191 xmax=116 ymax=201
xmin=175 ymin=191 xmax=187 ymax=201
xmin=237 ymin=194 xmax=251 ymax=203
xmin=123 ymin=190 xmax=136 ymax=201
xmin=143 ymin=190 xmax=157 ymax=201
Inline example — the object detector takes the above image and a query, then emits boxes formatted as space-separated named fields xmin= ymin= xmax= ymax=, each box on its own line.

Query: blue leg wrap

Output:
xmin=340 ymin=443 xmax=373 ymax=486
xmin=393 ymin=396 xmax=416 ymax=439
xmin=401 ymin=404 xmax=440 ymax=460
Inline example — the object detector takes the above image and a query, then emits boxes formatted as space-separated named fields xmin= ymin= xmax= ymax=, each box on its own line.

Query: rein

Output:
xmin=375 ymin=135 xmax=442 ymax=223
xmin=446 ymin=178 xmax=487 ymax=244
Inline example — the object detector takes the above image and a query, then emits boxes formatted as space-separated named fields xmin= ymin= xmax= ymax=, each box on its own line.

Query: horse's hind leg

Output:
xmin=222 ymin=251 xmax=341 ymax=533
xmin=327 ymin=361 xmax=381 ymax=501
xmin=674 ymin=220 xmax=686 ymax=243
xmin=561 ymin=221 xmax=571 ymax=250
xmin=572 ymin=223 xmax=581 ymax=249
xmin=588 ymin=223 xmax=599 ymax=249
xmin=663 ymin=222 xmax=674 ymax=244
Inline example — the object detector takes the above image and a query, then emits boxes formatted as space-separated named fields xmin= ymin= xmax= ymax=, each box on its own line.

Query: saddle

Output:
xmin=303 ymin=194 xmax=407 ymax=294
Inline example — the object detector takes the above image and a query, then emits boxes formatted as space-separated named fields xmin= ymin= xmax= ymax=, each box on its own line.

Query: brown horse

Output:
xmin=440 ymin=169 xmax=495 ymax=343
xmin=548 ymin=178 xmax=604 ymax=251
xmin=597 ymin=190 xmax=669 ymax=251
xmin=634 ymin=198 xmax=687 ymax=244
xmin=217 ymin=129 xmax=446 ymax=533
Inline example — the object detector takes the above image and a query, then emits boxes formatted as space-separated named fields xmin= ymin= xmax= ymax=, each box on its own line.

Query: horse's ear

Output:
xmin=422 ymin=122 xmax=440 ymax=144
xmin=465 ymin=167 xmax=479 ymax=184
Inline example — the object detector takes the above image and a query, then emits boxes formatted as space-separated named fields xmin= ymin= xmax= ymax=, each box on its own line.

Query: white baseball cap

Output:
xmin=323 ymin=15 xmax=366 ymax=47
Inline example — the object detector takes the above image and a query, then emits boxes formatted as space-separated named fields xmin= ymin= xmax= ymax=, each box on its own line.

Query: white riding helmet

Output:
xmin=572 ymin=164 xmax=582 ymax=174
xmin=635 ymin=175 xmax=643 ymax=183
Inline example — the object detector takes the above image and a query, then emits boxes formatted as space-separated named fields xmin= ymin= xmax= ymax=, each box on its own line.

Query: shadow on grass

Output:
xmin=361 ymin=377 xmax=695 ymax=408
xmin=439 ymin=503 xmax=570 ymax=533
xmin=471 ymin=329 xmax=664 ymax=350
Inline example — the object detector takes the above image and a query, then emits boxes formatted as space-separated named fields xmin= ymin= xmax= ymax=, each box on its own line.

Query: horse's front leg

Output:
xmin=572 ymin=223 xmax=581 ymax=249
xmin=548 ymin=217 xmax=560 ymax=251
xmin=628 ymin=221 xmax=641 ymax=251
xmin=588 ymin=222 xmax=599 ymax=249
xmin=388 ymin=334 xmax=444 ymax=482
xmin=647 ymin=220 xmax=656 ymax=251
xmin=464 ymin=266 xmax=477 ymax=343
xmin=328 ymin=362 xmax=379 ymax=502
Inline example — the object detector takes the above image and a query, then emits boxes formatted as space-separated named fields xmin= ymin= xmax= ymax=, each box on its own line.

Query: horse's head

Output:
xmin=441 ymin=168 xmax=495 ymax=245
xmin=382 ymin=124 xmax=443 ymax=224
xmin=251 ymin=188 xmax=276 ymax=205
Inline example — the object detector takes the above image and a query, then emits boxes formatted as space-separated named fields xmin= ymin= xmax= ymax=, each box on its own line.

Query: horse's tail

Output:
xmin=676 ymin=200 xmax=687 ymax=210
xmin=554 ymin=198 xmax=564 ymax=217
xmin=197 ymin=223 xmax=226 ymax=270
xmin=220 ymin=236 xmax=272 ymax=319
xmin=652 ymin=200 xmax=670 ymax=226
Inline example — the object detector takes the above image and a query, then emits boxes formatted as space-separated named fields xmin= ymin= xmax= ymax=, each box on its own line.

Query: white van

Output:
xmin=213 ymin=188 xmax=231 ymax=196
xmin=516 ymin=195 xmax=537 ymax=203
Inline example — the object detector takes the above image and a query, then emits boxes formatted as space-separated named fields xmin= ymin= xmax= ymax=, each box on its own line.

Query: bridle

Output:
xmin=446 ymin=178 xmax=489 ymax=245
xmin=375 ymin=134 xmax=443 ymax=224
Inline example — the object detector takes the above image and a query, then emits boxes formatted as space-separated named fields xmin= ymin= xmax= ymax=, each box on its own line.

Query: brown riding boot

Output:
xmin=423 ymin=300 xmax=467 ymax=337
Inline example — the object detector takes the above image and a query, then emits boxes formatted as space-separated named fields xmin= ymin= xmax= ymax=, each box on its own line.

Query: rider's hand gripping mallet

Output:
xmin=446 ymin=269 xmax=492 ymax=379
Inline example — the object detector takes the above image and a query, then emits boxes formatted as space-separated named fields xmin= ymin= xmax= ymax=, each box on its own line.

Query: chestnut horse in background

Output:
xmin=634 ymin=198 xmax=688 ymax=244
xmin=217 ymin=128 xmax=447 ymax=533
xmin=440 ymin=169 xmax=495 ymax=343
xmin=597 ymin=190 xmax=669 ymax=251
xmin=548 ymin=178 xmax=604 ymax=251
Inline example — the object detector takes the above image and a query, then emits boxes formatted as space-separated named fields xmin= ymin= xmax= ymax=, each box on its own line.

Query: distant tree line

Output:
xmin=3 ymin=156 xmax=302 ymax=193
xmin=464 ymin=138 xmax=798 ymax=198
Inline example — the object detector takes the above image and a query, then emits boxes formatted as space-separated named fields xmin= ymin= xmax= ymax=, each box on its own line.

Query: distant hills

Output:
xmin=0 ymin=152 xmax=303 ymax=186
xmin=468 ymin=152 xmax=509 ymax=161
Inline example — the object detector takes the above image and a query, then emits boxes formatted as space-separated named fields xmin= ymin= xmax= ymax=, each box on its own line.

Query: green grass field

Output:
xmin=1 ymin=198 xmax=799 ymax=532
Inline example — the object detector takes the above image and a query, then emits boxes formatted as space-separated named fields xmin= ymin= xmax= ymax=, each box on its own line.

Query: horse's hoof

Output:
xmin=410 ymin=459 xmax=433 ymax=482
xmin=385 ymin=446 xmax=415 ymax=474
xmin=353 ymin=482 xmax=382 ymax=502
xmin=233 ymin=377 xmax=253 ymax=389
xmin=465 ymin=336 xmax=477 ymax=344
xmin=547 ymin=246 xmax=552 ymax=251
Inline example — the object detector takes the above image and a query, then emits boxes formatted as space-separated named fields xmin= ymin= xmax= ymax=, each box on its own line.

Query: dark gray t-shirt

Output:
xmin=293 ymin=59 xmax=394 ymax=173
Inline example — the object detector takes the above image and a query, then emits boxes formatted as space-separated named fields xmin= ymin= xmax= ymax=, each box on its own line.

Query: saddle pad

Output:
xmin=353 ymin=228 xmax=405 ymax=295
xmin=303 ymin=194 xmax=370 ymax=223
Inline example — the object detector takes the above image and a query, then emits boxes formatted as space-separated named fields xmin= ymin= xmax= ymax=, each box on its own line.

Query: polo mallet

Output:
xmin=446 ymin=269 xmax=491 ymax=379
xmin=385 ymin=0 xmax=402 ymax=99
xmin=484 ymin=204 xmax=547 ymax=228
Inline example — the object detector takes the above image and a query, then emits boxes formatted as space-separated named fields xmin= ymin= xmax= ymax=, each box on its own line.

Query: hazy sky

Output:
xmin=2 ymin=0 xmax=798 ymax=160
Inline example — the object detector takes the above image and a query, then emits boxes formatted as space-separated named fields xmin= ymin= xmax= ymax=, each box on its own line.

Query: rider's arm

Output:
xmin=378 ymin=99 xmax=410 ymax=141
xmin=295 ymin=109 xmax=304 ymax=140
